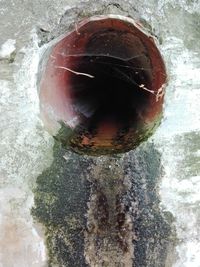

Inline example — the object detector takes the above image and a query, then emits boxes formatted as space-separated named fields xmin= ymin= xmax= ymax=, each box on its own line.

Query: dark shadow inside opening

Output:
xmin=68 ymin=31 xmax=153 ymax=136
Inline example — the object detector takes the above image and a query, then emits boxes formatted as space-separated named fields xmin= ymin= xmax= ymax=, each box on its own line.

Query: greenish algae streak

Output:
xmin=31 ymin=141 xmax=90 ymax=267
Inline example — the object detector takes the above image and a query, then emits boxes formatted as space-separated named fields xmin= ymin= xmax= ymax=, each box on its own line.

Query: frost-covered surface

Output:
xmin=0 ymin=39 xmax=16 ymax=58
xmin=0 ymin=1 xmax=68 ymax=266
xmin=155 ymin=47 xmax=200 ymax=266
xmin=0 ymin=32 xmax=52 ymax=267
xmin=148 ymin=3 xmax=200 ymax=267
xmin=0 ymin=0 xmax=200 ymax=266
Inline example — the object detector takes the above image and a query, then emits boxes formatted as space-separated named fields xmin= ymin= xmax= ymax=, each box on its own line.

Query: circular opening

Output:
xmin=39 ymin=15 xmax=166 ymax=155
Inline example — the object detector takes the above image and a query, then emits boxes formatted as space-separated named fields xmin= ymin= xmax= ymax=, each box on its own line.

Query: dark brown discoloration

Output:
xmin=96 ymin=192 xmax=110 ymax=230
xmin=115 ymin=196 xmax=130 ymax=253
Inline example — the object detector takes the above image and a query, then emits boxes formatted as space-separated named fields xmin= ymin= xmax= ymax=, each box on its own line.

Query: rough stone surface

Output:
xmin=32 ymin=142 xmax=175 ymax=267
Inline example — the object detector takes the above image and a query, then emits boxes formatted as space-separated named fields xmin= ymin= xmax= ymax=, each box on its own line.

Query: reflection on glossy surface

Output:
xmin=39 ymin=15 xmax=167 ymax=155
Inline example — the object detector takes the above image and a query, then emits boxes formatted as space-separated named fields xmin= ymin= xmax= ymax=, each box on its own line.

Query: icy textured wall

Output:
xmin=0 ymin=0 xmax=200 ymax=266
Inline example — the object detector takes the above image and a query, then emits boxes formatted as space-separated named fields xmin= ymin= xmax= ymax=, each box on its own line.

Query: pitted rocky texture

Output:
xmin=32 ymin=142 xmax=92 ymax=267
xmin=85 ymin=157 xmax=134 ymax=267
xmin=32 ymin=142 xmax=175 ymax=267
xmin=122 ymin=144 xmax=176 ymax=267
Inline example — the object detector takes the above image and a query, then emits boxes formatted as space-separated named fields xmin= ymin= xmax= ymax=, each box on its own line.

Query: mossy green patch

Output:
xmin=32 ymin=142 xmax=91 ymax=267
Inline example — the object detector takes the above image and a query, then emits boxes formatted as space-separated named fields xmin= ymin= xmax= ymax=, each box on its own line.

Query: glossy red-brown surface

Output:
xmin=39 ymin=15 xmax=167 ymax=155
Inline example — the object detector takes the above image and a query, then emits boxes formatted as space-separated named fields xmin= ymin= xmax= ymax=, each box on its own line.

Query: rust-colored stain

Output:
xmin=39 ymin=15 xmax=167 ymax=155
